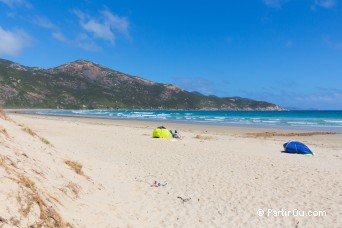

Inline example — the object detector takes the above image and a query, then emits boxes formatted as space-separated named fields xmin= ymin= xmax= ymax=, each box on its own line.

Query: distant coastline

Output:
xmin=0 ymin=59 xmax=283 ymax=111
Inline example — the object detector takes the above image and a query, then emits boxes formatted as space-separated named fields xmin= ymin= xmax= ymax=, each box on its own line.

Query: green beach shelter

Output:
xmin=152 ymin=126 xmax=173 ymax=138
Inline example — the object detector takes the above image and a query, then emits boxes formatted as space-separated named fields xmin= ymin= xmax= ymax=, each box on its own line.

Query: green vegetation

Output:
xmin=41 ymin=138 xmax=50 ymax=145
xmin=0 ymin=59 xmax=283 ymax=110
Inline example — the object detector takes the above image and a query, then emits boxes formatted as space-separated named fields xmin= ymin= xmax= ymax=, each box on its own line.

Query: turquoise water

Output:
xmin=32 ymin=110 xmax=342 ymax=132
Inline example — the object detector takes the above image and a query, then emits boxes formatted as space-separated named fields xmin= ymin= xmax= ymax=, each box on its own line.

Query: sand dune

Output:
xmin=1 ymin=112 xmax=341 ymax=227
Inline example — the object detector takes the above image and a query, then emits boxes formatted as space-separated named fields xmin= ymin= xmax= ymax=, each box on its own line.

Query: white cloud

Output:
xmin=52 ymin=31 xmax=68 ymax=43
xmin=81 ymin=18 xmax=115 ymax=43
xmin=0 ymin=0 xmax=31 ymax=8
xmin=73 ymin=9 xmax=86 ymax=21
xmin=32 ymin=16 xmax=70 ymax=45
xmin=314 ymin=0 xmax=337 ymax=9
xmin=73 ymin=8 xmax=130 ymax=45
xmin=52 ymin=31 xmax=101 ymax=51
xmin=33 ymin=16 xmax=55 ymax=29
xmin=22 ymin=8 xmax=130 ymax=51
xmin=74 ymin=33 xmax=101 ymax=51
xmin=51 ymin=27 xmax=101 ymax=52
xmin=101 ymin=8 xmax=130 ymax=37
xmin=0 ymin=26 xmax=31 ymax=56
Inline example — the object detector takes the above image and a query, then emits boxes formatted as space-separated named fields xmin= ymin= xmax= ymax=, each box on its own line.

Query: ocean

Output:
xmin=30 ymin=110 xmax=342 ymax=132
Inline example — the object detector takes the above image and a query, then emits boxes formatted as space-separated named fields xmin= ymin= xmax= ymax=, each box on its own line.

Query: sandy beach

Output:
xmin=1 ymin=111 xmax=341 ymax=227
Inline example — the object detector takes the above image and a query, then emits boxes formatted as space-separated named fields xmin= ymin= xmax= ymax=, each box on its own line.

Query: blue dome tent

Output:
xmin=283 ymin=141 xmax=314 ymax=155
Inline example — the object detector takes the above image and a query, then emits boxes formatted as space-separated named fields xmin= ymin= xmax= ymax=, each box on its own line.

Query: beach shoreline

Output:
xmin=1 ymin=111 xmax=341 ymax=227
xmin=10 ymin=111 xmax=342 ymax=153
xmin=6 ymin=108 xmax=342 ymax=134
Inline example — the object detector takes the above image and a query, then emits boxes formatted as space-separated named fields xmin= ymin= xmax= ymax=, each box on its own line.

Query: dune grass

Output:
xmin=0 ymin=107 xmax=7 ymax=120
xmin=19 ymin=174 xmax=36 ymax=190
xmin=47 ymin=193 xmax=64 ymax=206
xmin=0 ymin=107 xmax=52 ymax=145
xmin=0 ymin=155 xmax=65 ymax=227
xmin=41 ymin=138 xmax=50 ymax=145
xmin=0 ymin=108 xmax=65 ymax=227
xmin=21 ymin=126 xmax=52 ymax=146
xmin=22 ymin=127 xmax=36 ymax=136
xmin=0 ymin=155 xmax=10 ymax=173
xmin=64 ymin=160 xmax=84 ymax=176
xmin=0 ymin=128 xmax=9 ymax=138
xmin=66 ymin=182 xmax=81 ymax=198
xmin=16 ymin=174 xmax=66 ymax=227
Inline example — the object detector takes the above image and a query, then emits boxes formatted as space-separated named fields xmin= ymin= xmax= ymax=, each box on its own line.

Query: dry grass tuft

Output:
xmin=1 ymin=127 xmax=9 ymax=138
xmin=47 ymin=193 xmax=64 ymax=206
xmin=66 ymin=182 xmax=81 ymax=198
xmin=22 ymin=127 xmax=37 ymax=136
xmin=2 ymin=156 xmax=19 ymax=170
xmin=0 ymin=107 xmax=7 ymax=120
xmin=64 ymin=160 xmax=84 ymax=176
xmin=19 ymin=191 xmax=35 ymax=217
xmin=0 ymin=155 xmax=10 ymax=173
xmin=40 ymin=206 xmax=66 ymax=228
xmin=17 ymin=174 xmax=66 ymax=227
xmin=194 ymin=134 xmax=216 ymax=140
xmin=19 ymin=174 xmax=36 ymax=191
xmin=21 ymin=126 xmax=53 ymax=146
xmin=0 ymin=137 xmax=65 ymax=227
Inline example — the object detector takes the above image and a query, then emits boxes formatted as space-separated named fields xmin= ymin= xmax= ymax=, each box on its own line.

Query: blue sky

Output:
xmin=0 ymin=0 xmax=341 ymax=109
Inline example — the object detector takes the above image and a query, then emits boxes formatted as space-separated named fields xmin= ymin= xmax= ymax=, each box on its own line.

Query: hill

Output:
xmin=0 ymin=59 xmax=283 ymax=110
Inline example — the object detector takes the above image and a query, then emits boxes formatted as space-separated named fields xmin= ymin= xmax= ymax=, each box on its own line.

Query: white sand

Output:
xmin=1 ymin=112 xmax=341 ymax=227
